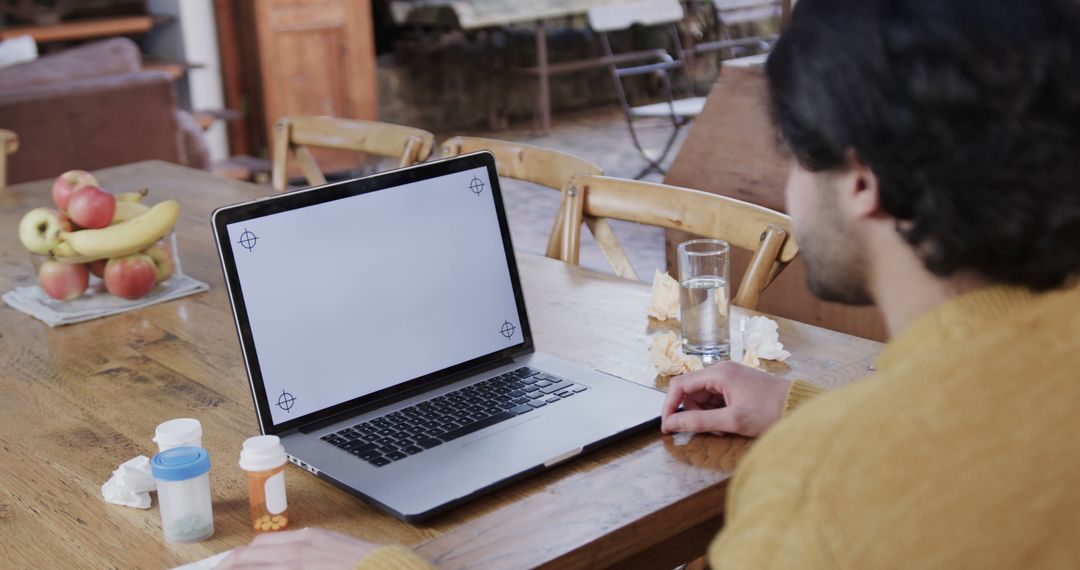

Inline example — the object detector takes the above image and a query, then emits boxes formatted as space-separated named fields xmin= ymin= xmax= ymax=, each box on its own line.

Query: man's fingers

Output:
xmin=662 ymin=408 xmax=743 ymax=435
xmin=661 ymin=376 xmax=688 ymax=423
xmin=661 ymin=370 xmax=726 ymax=425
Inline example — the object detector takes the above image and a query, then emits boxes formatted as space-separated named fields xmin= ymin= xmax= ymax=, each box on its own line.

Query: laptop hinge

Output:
xmin=297 ymin=356 xmax=517 ymax=434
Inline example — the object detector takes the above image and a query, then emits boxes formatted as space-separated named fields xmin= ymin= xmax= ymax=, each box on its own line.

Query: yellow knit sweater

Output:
xmin=360 ymin=284 xmax=1080 ymax=569
xmin=711 ymin=283 xmax=1080 ymax=568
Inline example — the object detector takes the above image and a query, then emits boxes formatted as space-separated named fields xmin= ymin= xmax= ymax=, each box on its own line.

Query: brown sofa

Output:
xmin=0 ymin=37 xmax=209 ymax=185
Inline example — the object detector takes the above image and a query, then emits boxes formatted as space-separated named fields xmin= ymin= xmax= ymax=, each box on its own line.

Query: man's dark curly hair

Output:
xmin=766 ymin=0 xmax=1080 ymax=290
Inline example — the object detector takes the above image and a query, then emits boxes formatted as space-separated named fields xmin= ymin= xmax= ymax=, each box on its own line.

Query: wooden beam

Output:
xmin=0 ymin=15 xmax=153 ymax=43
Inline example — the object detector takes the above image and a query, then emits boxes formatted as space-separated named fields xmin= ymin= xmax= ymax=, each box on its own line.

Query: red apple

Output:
xmin=39 ymin=260 xmax=89 ymax=301
xmin=67 ymin=186 xmax=116 ymax=229
xmin=88 ymin=259 xmax=108 ymax=279
xmin=141 ymin=240 xmax=175 ymax=283
xmin=59 ymin=211 xmax=75 ymax=230
xmin=52 ymin=170 xmax=98 ymax=211
xmin=104 ymin=253 xmax=157 ymax=299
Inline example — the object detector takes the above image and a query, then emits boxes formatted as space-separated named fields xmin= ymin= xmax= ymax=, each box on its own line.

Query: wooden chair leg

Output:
xmin=271 ymin=119 xmax=291 ymax=192
xmin=587 ymin=217 xmax=639 ymax=281
xmin=1 ymin=129 xmax=19 ymax=191
xmin=399 ymin=136 xmax=421 ymax=168
xmin=294 ymin=145 xmax=328 ymax=187
xmin=560 ymin=182 xmax=585 ymax=266
xmin=733 ymin=224 xmax=787 ymax=310
xmin=545 ymin=191 xmax=568 ymax=259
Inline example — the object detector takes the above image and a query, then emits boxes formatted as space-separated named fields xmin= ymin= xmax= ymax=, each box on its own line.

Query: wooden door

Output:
xmin=240 ymin=0 xmax=377 ymax=174
xmin=253 ymin=0 xmax=377 ymax=129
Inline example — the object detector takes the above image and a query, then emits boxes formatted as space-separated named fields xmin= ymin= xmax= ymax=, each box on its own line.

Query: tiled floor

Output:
xmin=449 ymin=106 xmax=691 ymax=280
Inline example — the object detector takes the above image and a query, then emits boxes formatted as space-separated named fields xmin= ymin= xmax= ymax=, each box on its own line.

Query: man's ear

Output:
xmin=842 ymin=150 xmax=882 ymax=219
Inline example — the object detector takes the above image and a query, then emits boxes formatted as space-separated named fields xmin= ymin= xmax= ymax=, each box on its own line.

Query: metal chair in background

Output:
xmin=587 ymin=0 xmax=776 ymax=179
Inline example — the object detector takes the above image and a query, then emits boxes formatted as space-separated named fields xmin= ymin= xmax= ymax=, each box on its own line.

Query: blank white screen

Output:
xmin=226 ymin=167 xmax=523 ymax=426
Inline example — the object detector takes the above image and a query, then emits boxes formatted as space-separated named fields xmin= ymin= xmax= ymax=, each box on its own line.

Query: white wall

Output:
xmin=146 ymin=0 xmax=229 ymax=162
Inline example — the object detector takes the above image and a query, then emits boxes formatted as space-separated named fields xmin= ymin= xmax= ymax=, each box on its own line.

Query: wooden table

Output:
xmin=0 ymin=161 xmax=881 ymax=568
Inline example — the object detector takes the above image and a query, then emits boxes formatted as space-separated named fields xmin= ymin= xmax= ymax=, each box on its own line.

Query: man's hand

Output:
xmin=217 ymin=528 xmax=381 ymax=569
xmin=661 ymin=361 xmax=791 ymax=437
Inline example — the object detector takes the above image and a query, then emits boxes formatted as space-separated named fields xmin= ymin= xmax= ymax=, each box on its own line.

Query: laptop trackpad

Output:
xmin=463 ymin=416 xmax=589 ymax=466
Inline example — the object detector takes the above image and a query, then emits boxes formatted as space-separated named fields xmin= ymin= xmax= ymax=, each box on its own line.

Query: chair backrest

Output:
xmin=441 ymin=136 xmax=603 ymax=258
xmin=0 ymin=129 xmax=18 ymax=191
xmin=271 ymin=116 xmax=435 ymax=192
xmin=560 ymin=174 xmax=798 ymax=309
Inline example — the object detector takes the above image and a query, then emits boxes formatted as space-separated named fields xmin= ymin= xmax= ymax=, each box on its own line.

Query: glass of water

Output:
xmin=678 ymin=239 xmax=731 ymax=364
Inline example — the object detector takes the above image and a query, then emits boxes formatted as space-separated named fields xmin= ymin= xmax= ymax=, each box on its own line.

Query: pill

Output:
xmin=271 ymin=524 xmax=281 ymax=530
xmin=272 ymin=515 xmax=283 ymax=523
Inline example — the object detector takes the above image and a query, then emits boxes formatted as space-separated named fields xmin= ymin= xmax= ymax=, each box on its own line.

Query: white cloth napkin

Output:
xmin=101 ymin=455 xmax=156 ymax=509
xmin=2 ymin=274 xmax=208 ymax=327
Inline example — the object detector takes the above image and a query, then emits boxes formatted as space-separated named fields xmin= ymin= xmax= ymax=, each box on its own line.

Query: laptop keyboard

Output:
xmin=320 ymin=366 xmax=588 ymax=467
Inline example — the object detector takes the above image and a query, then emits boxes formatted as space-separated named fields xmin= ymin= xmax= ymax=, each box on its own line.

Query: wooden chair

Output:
xmin=271 ymin=116 xmax=435 ymax=192
xmin=0 ymin=129 xmax=18 ymax=190
xmin=559 ymin=174 xmax=798 ymax=309
xmin=440 ymin=136 xmax=603 ymax=259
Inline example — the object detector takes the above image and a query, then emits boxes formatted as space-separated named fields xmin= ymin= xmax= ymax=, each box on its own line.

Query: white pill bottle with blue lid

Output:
xmin=151 ymin=446 xmax=214 ymax=543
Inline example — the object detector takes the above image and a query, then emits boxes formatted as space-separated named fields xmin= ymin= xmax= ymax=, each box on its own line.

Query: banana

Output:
xmin=115 ymin=188 xmax=149 ymax=203
xmin=50 ymin=241 xmax=79 ymax=257
xmin=111 ymin=201 xmax=150 ymax=224
xmin=60 ymin=199 xmax=180 ymax=258
xmin=48 ymin=241 xmax=103 ymax=264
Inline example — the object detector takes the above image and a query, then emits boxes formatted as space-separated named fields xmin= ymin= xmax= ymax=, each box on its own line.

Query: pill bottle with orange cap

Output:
xmin=239 ymin=435 xmax=289 ymax=532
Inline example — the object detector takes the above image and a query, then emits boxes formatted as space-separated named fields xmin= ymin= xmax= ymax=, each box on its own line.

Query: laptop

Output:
xmin=211 ymin=151 xmax=665 ymax=522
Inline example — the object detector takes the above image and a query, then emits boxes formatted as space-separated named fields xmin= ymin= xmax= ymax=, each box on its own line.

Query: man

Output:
xmin=221 ymin=0 xmax=1080 ymax=567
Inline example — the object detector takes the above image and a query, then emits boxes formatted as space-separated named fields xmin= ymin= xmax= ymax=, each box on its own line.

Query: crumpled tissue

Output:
xmin=102 ymin=455 xmax=155 ymax=509
xmin=647 ymin=269 xmax=680 ymax=321
xmin=650 ymin=332 xmax=704 ymax=376
xmin=740 ymin=316 xmax=791 ymax=368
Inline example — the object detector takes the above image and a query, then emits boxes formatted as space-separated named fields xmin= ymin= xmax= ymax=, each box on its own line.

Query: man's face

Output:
xmin=784 ymin=162 xmax=874 ymax=305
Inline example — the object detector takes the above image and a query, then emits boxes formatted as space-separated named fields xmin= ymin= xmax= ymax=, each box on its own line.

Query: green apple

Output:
xmin=18 ymin=208 xmax=71 ymax=255
xmin=141 ymin=239 xmax=175 ymax=283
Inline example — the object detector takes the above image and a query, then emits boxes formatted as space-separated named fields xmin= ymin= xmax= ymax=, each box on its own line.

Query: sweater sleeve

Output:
xmin=784 ymin=380 xmax=825 ymax=417
xmin=356 ymin=545 xmax=433 ymax=570
xmin=707 ymin=397 xmax=842 ymax=569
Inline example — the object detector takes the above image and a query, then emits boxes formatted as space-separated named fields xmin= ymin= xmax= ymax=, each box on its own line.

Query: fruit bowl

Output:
xmin=8 ymin=172 xmax=205 ymax=325
xmin=29 ymin=231 xmax=182 ymax=302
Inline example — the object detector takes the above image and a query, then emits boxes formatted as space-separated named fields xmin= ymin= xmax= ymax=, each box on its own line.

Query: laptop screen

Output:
xmin=216 ymin=156 xmax=529 ymax=431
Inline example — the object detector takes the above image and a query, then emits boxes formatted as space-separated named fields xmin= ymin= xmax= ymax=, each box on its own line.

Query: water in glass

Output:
xmin=680 ymin=275 xmax=730 ymax=362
